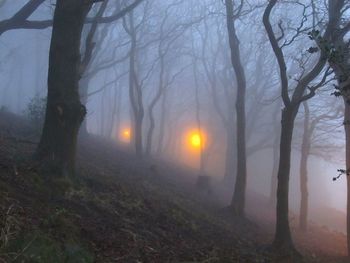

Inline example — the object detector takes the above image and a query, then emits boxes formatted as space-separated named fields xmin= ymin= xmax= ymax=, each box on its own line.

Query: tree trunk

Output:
xmin=193 ymin=58 xmax=205 ymax=174
xmin=79 ymin=77 xmax=90 ymax=137
xmin=78 ymin=1 xmax=108 ymax=138
xmin=145 ymin=110 xmax=155 ymax=156
xmin=125 ymin=13 xmax=144 ymax=158
xmin=109 ymin=84 xmax=122 ymax=139
xmin=105 ymin=87 xmax=114 ymax=138
xmin=270 ymin=135 xmax=279 ymax=206
xmin=195 ymin=86 xmax=204 ymax=174
xmin=225 ymin=0 xmax=247 ymax=217
xmin=100 ymin=88 xmax=107 ymax=136
xmin=156 ymin=89 xmax=167 ymax=155
xmin=145 ymin=56 xmax=165 ymax=156
xmin=37 ymin=0 xmax=91 ymax=177
xmin=299 ymin=102 xmax=310 ymax=231
xmin=299 ymin=142 xmax=309 ymax=232
xmin=230 ymin=92 xmax=247 ymax=216
xmin=270 ymin=105 xmax=281 ymax=206
xmin=223 ymin=118 xmax=236 ymax=184
xmin=344 ymin=98 xmax=350 ymax=256
xmin=273 ymin=106 xmax=298 ymax=252
xmin=134 ymin=115 xmax=143 ymax=157
xmin=16 ymin=62 xmax=24 ymax=113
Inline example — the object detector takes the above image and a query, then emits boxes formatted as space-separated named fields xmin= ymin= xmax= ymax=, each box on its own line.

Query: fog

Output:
xmin=1 ymin=0 xmax=350 ymax=261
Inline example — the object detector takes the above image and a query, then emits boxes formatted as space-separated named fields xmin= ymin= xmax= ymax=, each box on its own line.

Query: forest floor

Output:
xmin=0 ymin=110 xmax=348 ymax=263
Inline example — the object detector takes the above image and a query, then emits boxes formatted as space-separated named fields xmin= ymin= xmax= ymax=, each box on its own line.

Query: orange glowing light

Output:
xmin=120 ymin=128 xmax=131 ymax=142
xmin=123 ymin=130 xmax=130 ymax=138
xmin=186 ymin=130 xmax=206 ymax=150
xmin=190 ymin=133 xmax=202 ymax=148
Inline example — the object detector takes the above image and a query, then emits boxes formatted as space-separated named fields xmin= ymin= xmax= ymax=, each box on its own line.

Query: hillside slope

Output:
xmin=0 ymin=110 xmax=348 ymax=263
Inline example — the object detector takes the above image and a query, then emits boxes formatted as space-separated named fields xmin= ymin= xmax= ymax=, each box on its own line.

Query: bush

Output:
xmin=0 ymin=105 xmax=8 ymax=112
xmin=25 ymin=95 xmax=46 ymax=133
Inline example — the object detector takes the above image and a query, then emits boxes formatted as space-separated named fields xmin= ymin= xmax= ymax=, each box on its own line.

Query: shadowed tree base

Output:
xmin=230 ymin=202 xmax=244 ymax=218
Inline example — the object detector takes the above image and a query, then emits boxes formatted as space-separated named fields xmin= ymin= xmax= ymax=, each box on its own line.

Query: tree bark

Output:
xmin=156 ymin=89 xmax=167 ymax=155
xmin=273 ymin=106 xmax=298 ymax=251
xmin=110 ymin=83 xmax=122 ymax=139
xmin=194 ymin=69 xmax=205 ymax=174
xmin=78 ymin=1 xmax=108 ymax=138
xmin=36 ymin=0 xmax=92 ymax=177
xmin=269 ymin=134 xmax=279 ymax=206
xmin=134 ymin=115 xmax=143 ymax=157
xmin=79 ymin=77 xmax=90 ymax=137
xmin=223 ymin=117 xmax=236 ymax=184
xmin=145 ymin=55 xmax=165 ymax=156
xmin=344 ymin=98 xmax=350 ymax=256
xmin=225 ymin=0 xmax=247 ymax=217
xmin=299 ymin=102 xmax=311 ymax=231
xmin=269 ymin=103 xmax=281 ymax=206
xmin=124 ymin=13 xmax=144 ymax=158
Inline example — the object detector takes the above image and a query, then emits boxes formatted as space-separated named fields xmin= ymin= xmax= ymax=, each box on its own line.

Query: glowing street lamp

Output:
xmin=187 ymin=130 xmax=206 ymax=150
xmin=120 ymin=128 xmax=131 ymax=143
xmin=190 ymin=133 xmax=202 ymax=148
xmin=123 ymin=129 xmax=130 ymax=138
xmin=184 ymin=129 xmax=208 ymax=176
xmin=185 ymin=129 xmax=210 ymax=191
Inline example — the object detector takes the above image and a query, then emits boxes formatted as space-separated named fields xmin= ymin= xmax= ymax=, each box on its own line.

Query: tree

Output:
xmin=36 ymin=0 xmax=94 ymax=177
xmin=197 ymin=13 xmax=237 ymax=183
xmin=269 ymin=100 xmax=281 ymax=206
xmin=145 ymin=2 xmax=192 ymax=156
xmin=0 ymin=0 xmax=145 ymax=140
xmin=263 ymin=0 xmax=341 ymax=255
xmin=37 ymin=0 xmax=144 ymax=177
xmin=298 ymin=98 xmax=341 ymax=231
xmin=0 ymin=0 xmax=46 ymax=36
xmin=317 ymin=1 xmax=350 ymax=255
xmin=225 ymin=0 xmax=248 ymax=217
xmin=123 ymin=10 xmax=145 ymax=158
xmin=79 ymin=1 xmax=109 ymax=136
xmin=0 ymin=0 xmax=145 ymax=36
xmin=299 ymin=101 xmax=312 ymax=232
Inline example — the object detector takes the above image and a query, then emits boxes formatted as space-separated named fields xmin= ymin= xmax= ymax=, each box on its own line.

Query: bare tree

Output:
xmin=263 ymin=0 xmax=340 ymax=256
xmin=316 ymin=0 xmax=350 ymax=255
xmin=0 ymin=0 xmax=46 ymax=36
xmin=144 ymin=2 xmax=192 ymax=156
xmin=298 ymin=98 xmax=341 ymax=231
xmin=0 ymin=0 xmax=145 ymax=36
xmin=37 ymin=0 xmax=144 ymax=177
xmin=122 ymin=3 xmax=160 ymax=158
xmin=225 ymin=0 xmax=248 ymax=217
xmin=36 ymin=0 xmax=94 ymax=177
